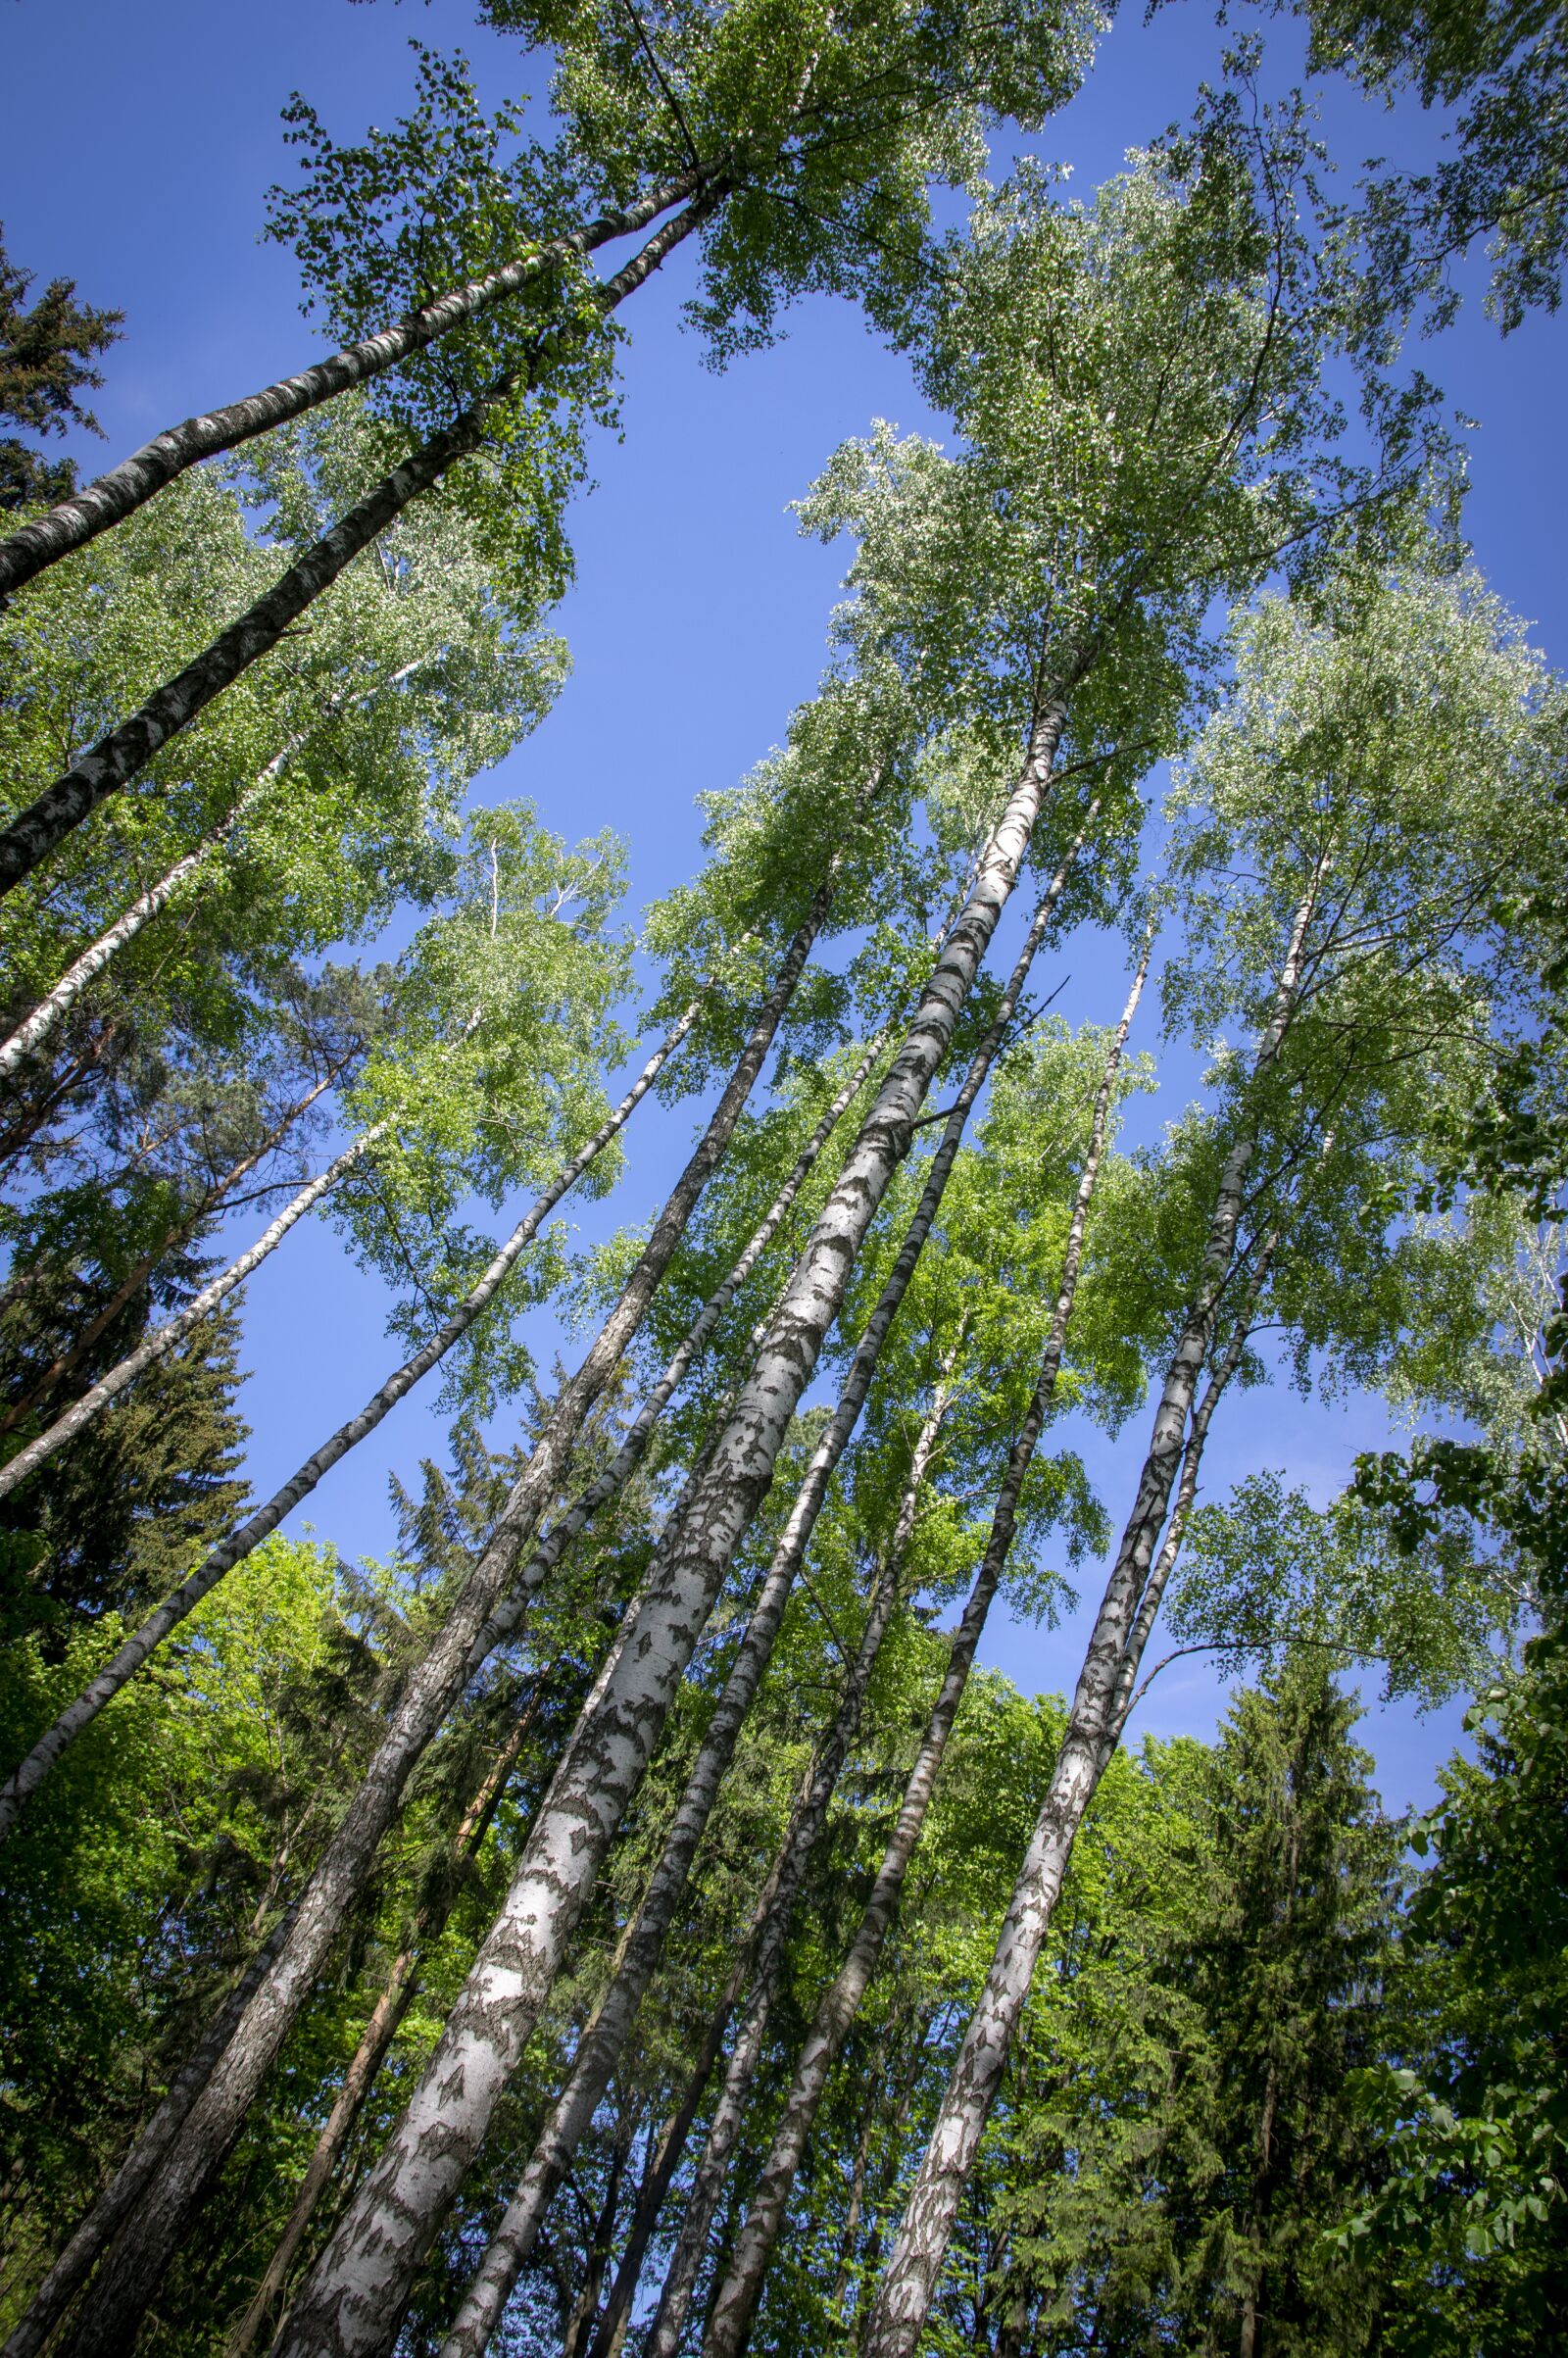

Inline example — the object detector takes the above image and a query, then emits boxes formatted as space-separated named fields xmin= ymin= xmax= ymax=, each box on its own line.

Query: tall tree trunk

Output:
xmin=0 ymin=660 xmax=422 ymax=1082
xmin=224 ymin=1669 xmax=553 ymax=2358
xmin=0 ymin=185 xmax=726 ymax=899
xmin=0 ymin=1120 xmax=387 ymax=1502
xmin=700 ymin=935 xmax=1151 ymax=2358
xmin=46 ymin=833 xmax=837 ymax=2358
xmin=0 ymin=172 xmax=710 ymax=602
xmin=430 ymin=793 xmax=1088 ymax=2358
xmin=858 ymin=886 xmax=1322 ymax=2358
xmin=270 ymin=692 xmax=1079 ymax=2358
xmin=0 ymin=758 xmax=285 ymax=1083
xmin=583 ymin=1947 xmax=759 ymax=2358
xmin=642 ymin=1387 xmax=953 ymax=2358
xmin=0 ymin=1903 xmax=301 ymax=2358
xmin=0 ymin=998 xmax=698 ymax=1839
xmin=0 ymin=1053 xmax=356 ymax=1439
xmin=559 ymin=2113 xmax=636 ymax=2358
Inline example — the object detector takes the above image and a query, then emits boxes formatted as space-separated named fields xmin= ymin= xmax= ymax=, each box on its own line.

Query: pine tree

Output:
xmin=0 ymin=229 xmax=122 ymax=514
xmin=990 ymin=1656 xmax=1400 ymax=2357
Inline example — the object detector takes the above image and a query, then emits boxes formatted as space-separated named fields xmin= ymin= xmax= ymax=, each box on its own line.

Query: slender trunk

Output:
xmin=224 ymin=1673 xmax=551 ymax=2358
xmin=51 ymin=842 xmax=833 ymax=2358
xmin=435 ymin=796 xmax=1085 ymax=2358
xmin=0 ymin=185 xmax=725 ymax=899
xmin=700 ymin=935 xmax=1151 ymax=2358
xmin=559 ymin=2123 xmax=633 ymax=2358
xmin=858 ymin=892 xmax=1321 ymax=2358
xmin=0 ymin=758 xmax=282 ymax=1082
xmin=0 ymin=659 xmax=422 ymax=1082
xmin=271 ymin=698 xmax=1077 ymax=2358
xmin=583 ymin=1948 xmax=758 ymax=2358
xmin=832 ymin=2081 xmax=883 ymax=2315
xmin=0 ymin=1001 xmax=695 ymax=1839
xmin=0 ymin=1904 xmax=300 ymax=2358
xmin=0 ymin=1055 xmax=352 ymax=1438
xmin=0 ymin=1120 xmax=385 ymax=1502
xmin=0 ymin=172 xmax=710 ymax=602
xmin=1107 ymin=1235 xmax=1283 ymax=1759
xmin=434 ymin=1218 xmax=963 ymax=2356
xmin=460 ymin=1021 xmax=893 ymax=1674
xmin=643 ymin=1393 xmax=951 ymax=2358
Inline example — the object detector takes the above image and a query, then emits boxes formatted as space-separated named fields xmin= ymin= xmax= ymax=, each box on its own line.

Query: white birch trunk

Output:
xmin=270 ymin=698 xmax=1075 ymax=2358
xmin=642 ymin=1389 xmax=951 ymax=2358
xmin=858 ymin=886 xmax=1321 ymax=2358
xmin=46 ymin=846 xmax=829 ymax=2358
xmin=0 ymin=172 xmax=709 ymax=600
xmin=0 ymin=763 xmax=279 ymax=1082
xmin=0 ymin=1007 xmax=696 ymax=1842
xmin=0 ymin=1119 xmax=388 ymax=1503
xmin=0 ymin=660 xmax=421 ymax=1082
xmin=440 ymin=794 xmax=1086 ymax=2358
xmin=701 ymin=934 xmax=1151 ymax=2358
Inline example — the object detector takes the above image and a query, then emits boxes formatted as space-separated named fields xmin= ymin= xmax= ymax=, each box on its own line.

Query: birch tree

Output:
xmin=33 ymin=685 xmax=911 ymax=2358
xmin=857 ymin=559 xmax=1563 ymax=2352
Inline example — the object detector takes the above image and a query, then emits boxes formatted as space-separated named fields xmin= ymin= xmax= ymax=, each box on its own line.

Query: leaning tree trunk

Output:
xmin=426 ymin=796 xmax=1091 ymax=2358
xmin=858 ymin=886 xmax=1321 ymax=2358
xmin=0 ymin=1119 xmax=387 ymax=1502
xmin=641 ymin=1383 xmax=954 ymax=2358
xmin=0 ymin=658 xmax=424 ymax=1082
xmin=0 ymin=172 xmax=710 ymax=602
xmin=225 ymin=1664 xmax=555 ymax=2358
xmin=0 ymin=184 xmax=726 ymax=899
xmin=270 ymin=692 xmax=1081 ymax=2358
xmin=41 ymin=842 xmax=836 ymax=2358
xmin=0 ymin=1901 xmax=302 ymax=2358
xmin=0 ymin=1048 xmax=356 ymax=1438
xmin=699 ymin=934 xmax=1152 ymax=2358
xmin=0 ymin=1000 xmax=696 ymax=1842
xmin=0 ymin=757 xmax=281 ymax=1080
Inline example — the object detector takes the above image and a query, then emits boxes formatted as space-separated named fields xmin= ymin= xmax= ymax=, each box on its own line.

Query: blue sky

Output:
xmin=4 ymin=0 xmax=1563 ymax=1809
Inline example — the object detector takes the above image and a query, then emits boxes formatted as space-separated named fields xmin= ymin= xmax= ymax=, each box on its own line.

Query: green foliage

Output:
xmin=1336 ymin=1624 xmax=1568 ymax=2354
xmin=0 ymin=223 xmax=122 ymax=513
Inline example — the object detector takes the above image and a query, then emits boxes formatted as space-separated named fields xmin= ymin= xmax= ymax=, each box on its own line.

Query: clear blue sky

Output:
xmin=4 ymin=0 xmax=1563 ymax=1808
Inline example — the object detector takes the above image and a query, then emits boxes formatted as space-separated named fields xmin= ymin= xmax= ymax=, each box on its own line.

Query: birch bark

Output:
xmin=700 ymin=935 xmax=1151 ymax=2358
xmin=0 ymin=659 xmax=422 ymax=1082
xmin=0 ymin=1003 xmax=694 ymax=1839
xmin=437 ymin=795 xmax=1087 ymax=2356
xmin=0 ymin=1050 xmax=352 ymax=1438
xmin=45 ymin=851 xmax=823 ymax=2357
xmin=0 ymin=185 xmax=725 ymax=899
xmin=0 ymin=172 xmax=709 ymax=602
xmin=0 ymin=1119 xmax=388 ymax=1501
xmin=642 ymin=1390 xmax=952 ymax=2358
xmin=0 ymin=758 xmax=282 ymax=1082
xmin=858 ymin=887 xmax=1321 ymax=2358
xmin=224 ymin=1670 xmax=552 ymax=2358
xmin=270 ymin=696 xmax=1075 ymax=2358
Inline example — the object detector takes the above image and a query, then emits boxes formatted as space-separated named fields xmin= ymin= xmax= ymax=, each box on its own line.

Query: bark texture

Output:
xmin=644 ymin=1392 xmax=950 ymax=2358
xmin=0 ymin=1122 xmax=385 ymax=1504
xmin=0 ymin=1005 xmax=695 ymax=1839
xmin=45 ymin=846 xmax=816 ymax=2358
xmin=224 ymin=1674 xmax=550 ymax=2358
xmin=0 ymin=174 xmax=707 ymax=602
xmin=701 ymin=933 xmax=1149 ymax=2358
xmin=858 ymin=889 xmax=1319 ymax=2358
xmin=0 ymin=185 xmax=723 ymax=898
xmin=270 ymin=702 xmax=1072 ymax=2358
